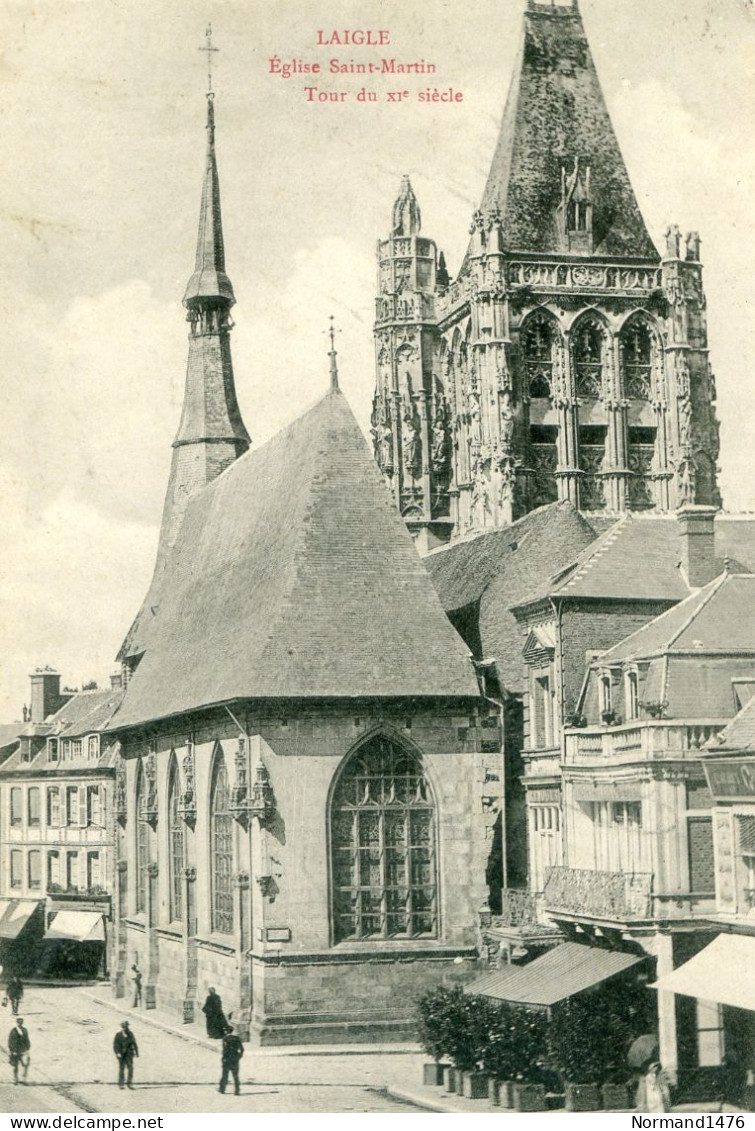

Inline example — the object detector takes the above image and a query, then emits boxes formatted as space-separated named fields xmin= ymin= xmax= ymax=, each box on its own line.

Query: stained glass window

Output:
xmin=168 ymin=759 xmax=185 ymax=923
xmin=211 ymin=751 xmax=234 ymax=935
xmin=574 ymin=322 xmax=604 ymax=398
xmin=523 ymin=316 xmax=555 ymax=400
xmin=331 ymin=736 xmax=437 ymax=943
xmin=621 ymin=322 xmax=653 ymax=400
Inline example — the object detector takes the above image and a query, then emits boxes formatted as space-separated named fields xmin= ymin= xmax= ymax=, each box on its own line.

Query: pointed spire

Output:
xmin=391 ymin=175 xmax=421 ymax=237
xmin=183 ymin=29 xmax=234 ymax=307
xmin=327 ymin=316 xmax=340 ymax=391
xmin=476 ymin=0 xmax=657 ymax=258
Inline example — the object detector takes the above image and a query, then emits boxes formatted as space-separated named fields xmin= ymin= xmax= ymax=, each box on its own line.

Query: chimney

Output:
xmin=110 ymin=671 xmax=123 ymax=690
xmin=677 ymin=505 xmax=719 ymax=588
xmin=29 ymin=668 xmax=62 ymax=723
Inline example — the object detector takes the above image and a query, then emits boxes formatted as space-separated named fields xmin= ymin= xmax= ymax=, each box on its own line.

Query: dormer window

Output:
xmin=48 ymin=739 xmax=58 ymax=763
xmin=88 ymin=735 xmax=99 ymax=760
xmin=599 ymin=671 xmax=613 ymax=717
xmin=559 ymin=158 xmax=593 ymax=253
xmin=625 ymin=670 xmax=639 ymax=720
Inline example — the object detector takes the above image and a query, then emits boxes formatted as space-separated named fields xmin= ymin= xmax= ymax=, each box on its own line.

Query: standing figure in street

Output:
xmin=7 ymin=977 xmax=23 ymax=1015
xmin=202 ymin=986 xmax=228 ymax=1039
xmin=638 ymin=1061 xmax=671 ymax=1113
xmin=113 ymin=1019 xmax=138 ymax=1090
xmin=131 ymin=964 xmax=142 ymax=1008
xmin=218 ymin=1025 xmax=244 ymax=1095
xmin=8 ymin=1017 xmax=30 ymax=1085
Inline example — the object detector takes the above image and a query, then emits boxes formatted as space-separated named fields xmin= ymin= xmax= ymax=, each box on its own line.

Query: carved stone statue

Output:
xmin=664 ymin=224 xmax=682 ymax=259
xmin=402 ymin=410 xmax=421 ymax=477
xmin=499 ymin=388 xmax=515 ymax=449
xmin=468 ymin=388 xmax=482 ymax=444
xmin=685 ymin=231 xmax=701 ymax=261
xmin=678 ymin=396 xmax=693 ymax=448
xmin=431 ymin=403 xmax=448 ymax=473
xmin=677 ymin=456 xmax=696 ymax=506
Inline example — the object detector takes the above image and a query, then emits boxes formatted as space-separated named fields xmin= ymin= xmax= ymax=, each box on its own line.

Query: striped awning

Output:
xmin=0 ymin=900 xmax=40 ymax=939
xmin=466 ymin=942 xmax=643 ymax=1007
xmin=44 ymin=911 xmax=104 ymax=942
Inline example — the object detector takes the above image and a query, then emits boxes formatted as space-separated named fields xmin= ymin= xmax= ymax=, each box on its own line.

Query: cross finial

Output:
xmin=325 ymin=315 xmax=341 ymax=391
xmin=200 ymin=23 xmax=219 ymax=96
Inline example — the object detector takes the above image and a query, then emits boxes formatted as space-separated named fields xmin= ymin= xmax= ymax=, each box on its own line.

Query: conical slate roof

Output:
xmin=111 ymin=389 xmax=479 ymax=729
xmin=183 ymin=96 xmax=235 ymax=306
xmin=478 ymin=0 xmax=658 ymax=258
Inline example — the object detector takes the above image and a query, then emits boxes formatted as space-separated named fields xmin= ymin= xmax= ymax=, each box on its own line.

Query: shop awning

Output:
xmin=650 ymin=934 xmax=755 ymax=1011
xmin=0 ymin=900 xmax=40 ymax=939
xmin=44 ymin=911 xmax=105 ymax=943
xmin=465 ymin=942 xmax=643 ymax=1007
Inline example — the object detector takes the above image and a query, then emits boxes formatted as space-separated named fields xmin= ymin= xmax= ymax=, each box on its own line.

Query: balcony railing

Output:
xmin=544 ymin=866 xmax=717 ymax=924
xmin=499 ymin=888 xmax=543 ymax=928
xmin=544 ymin=866 xmax=653 ymax=921
xmin=564 ymin=720 xmax=727 ymax=764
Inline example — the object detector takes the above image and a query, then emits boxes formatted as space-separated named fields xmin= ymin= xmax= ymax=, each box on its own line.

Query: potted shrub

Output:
xmin=511 ymin=1008 xmax=549 ymax=1112
xmin=480 ymin=1000 xmax=519 ymax=1108
xmin=549 ymin=998 xmax=602 ymax=1111
xmin=416 ymin=986 xmax=455 ymax=1086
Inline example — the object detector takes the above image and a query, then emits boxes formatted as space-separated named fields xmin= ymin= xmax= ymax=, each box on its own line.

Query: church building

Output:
xmin=107 ymin=88 xmax=498 ymax=1043
xmin=372 ymin=0 xmax=720 ymax=552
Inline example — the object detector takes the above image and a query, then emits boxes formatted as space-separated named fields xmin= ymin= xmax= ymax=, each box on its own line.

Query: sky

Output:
xmin=1 ymin=0 xmax=754 ymax=720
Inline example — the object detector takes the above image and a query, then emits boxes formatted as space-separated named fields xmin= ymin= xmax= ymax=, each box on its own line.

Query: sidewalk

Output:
xmin=385 ymin=1079 xmax=751 ymax=1115
xmin=82 ymin=988 xmax=421 ymax=1059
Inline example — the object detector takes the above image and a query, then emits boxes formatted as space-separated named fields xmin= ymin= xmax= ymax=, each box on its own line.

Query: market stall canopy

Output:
xmin=44 ymin=911 xmax=104 ymax=943
xmin=650 ymin=934 xmax=755 ymax=1011
xmin=0 ymin=900 xmax=40 ymax=939
xmin=465 ymin=942 xmax=643 ymax=1007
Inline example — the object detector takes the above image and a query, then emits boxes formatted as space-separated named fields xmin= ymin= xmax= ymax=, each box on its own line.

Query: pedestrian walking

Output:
xmin=8 ymin=1017 xmax=30 ymax=1085
xmin=202 ymin=986 xmax=228 ymax=1039
xmin=131 ymin=964 xmax=142 ymax=1008
xmin=218 ymin=1025 xmax=244 ymax=1095
xmin=7 ymin=978 xmax=23 ymax=1015
xmin=113 ymin=1019 xmax=139 ymax=1090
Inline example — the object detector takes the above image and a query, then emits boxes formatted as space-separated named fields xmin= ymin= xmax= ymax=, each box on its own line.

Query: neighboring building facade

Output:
xmin=649 ymin=695 xmax=755 ymax=1103
xmin=0 ymin=670 xmax=123 ymax=976
xmin=372 ymin=0 xmax=720 ymax=551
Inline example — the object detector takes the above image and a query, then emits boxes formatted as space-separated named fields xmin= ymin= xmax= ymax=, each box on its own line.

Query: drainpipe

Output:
xmin=473 ymin=659 xmax=508 ymax=891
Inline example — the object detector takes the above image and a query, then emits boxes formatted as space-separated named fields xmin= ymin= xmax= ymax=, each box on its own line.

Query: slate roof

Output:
xmin=514 ymin=513 xmax=755 ymax=610
xmin=183 ymin=97 xmax=235 ymax=307
xmin=595 ymin=574 xmax=755 ymax=664
xmin=1 ymin=689 xmax=123 ymax=775
xmin=476 ymin=1 xmax=658 ymax=258
xmin=110 ymin=389 xmax=480 ymax=730
xmin=424 ymin=502 xmax=599 ymax=695
xmin=709 ymin=695 xmax=755 ymax=754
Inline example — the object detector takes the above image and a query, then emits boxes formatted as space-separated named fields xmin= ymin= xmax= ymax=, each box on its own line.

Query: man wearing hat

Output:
xmin=113 ymin=1019 xmax=139 ymax=1089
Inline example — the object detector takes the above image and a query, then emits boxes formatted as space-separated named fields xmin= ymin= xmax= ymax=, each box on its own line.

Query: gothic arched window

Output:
xmin=620 ymin=322 xmax=653 ymax=400
xmin=330 ymin=735 xmax=437 ymax=943
xmin=523 ymin=317 xmax=555 ymax=400
xmin=168 ymin=758 xmax=184 ymax=923
xmin=574 ymin=321 xmax=604 ymax=398
xmin=135 ymin=762 xmax=148 ymax=915
xmin=210 ymin=750 xmax=234 ymax=935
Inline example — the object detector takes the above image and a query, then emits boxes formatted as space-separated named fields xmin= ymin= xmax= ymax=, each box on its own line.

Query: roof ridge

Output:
xmin=557 ymin=514 xmax=629 ymax=593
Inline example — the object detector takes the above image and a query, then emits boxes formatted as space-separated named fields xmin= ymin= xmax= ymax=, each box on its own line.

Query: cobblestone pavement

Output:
xmin=0 ymin=987 xmax=426 ymax=1114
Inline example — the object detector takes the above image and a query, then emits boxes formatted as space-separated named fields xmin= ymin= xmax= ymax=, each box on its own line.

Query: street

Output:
xmin=0 ymin=987 xmax=426 ymax=1114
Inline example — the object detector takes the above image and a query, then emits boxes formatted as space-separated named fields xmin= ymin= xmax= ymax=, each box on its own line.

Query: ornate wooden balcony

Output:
xmin=544 ymin=866 xmax=716 ymax=924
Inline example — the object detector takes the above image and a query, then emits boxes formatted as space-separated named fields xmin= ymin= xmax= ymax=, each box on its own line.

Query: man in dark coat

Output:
xmin=202 ymin=987 xmax=228 ymax=1039
xmin=113 ymin=1019 xmax=139 ymax=1089
xmin=218 ymin=1025 xmax=244 ymax=1095
xmin=131 ymin=964 xmax=142 ymax=1008
xmin=8 ymin=1017 xmax=30 ymax=1085
xmin=7 ymin=978 xmax=23 ymax=1015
